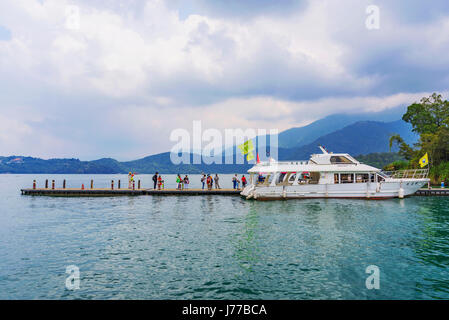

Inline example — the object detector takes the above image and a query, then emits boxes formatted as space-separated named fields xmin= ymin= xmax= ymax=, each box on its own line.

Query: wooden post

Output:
xmin=33 ymin=180 xmax=36 ymax=190
xmin=52 ymin=180 xmax=55 ymax=190
xmin=138 ymin=180 xmax=141 ymax=189
xmin=118 ymin=180 xmax=121 ymax=189
xmin=45 ymin=179 xmax=48 ymax=189
xmin=63 ymin=180 xmax=66 ymax=189
xmin=111 ymin=180 xmax=114 ymax=190
xmin=91 ymin=180 xmax=93 ymax=189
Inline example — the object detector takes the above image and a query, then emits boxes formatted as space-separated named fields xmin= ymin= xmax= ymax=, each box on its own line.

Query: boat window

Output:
xmin=377 ymin=174 xmax=385 ymax=182
xmin=334 ymin=173 xmax=340 ymax=184
xmin=308 ymin=172 xmax=321 ymax=184
xmin=297 ymin=171 xmax=320 ymax=184
xmin=277 ymin=172 xmax=287 ymax=184
xmin=298 ymin=171 xmax=310 ymax=183
xmin=330 ymin=156 xmax=354 ymax=164
xmin=340 ymin=173 xmax=354 ymax=183
xmin=356 ymin=174 xmax=369 ymax=183
xmin=276 ymin=172 xmax=297 ymax=186
xmin=370 ymin=174 xmax=375 ymax=183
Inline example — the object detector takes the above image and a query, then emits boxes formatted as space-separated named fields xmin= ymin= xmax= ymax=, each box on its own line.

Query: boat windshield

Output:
xmin=330 ymin=156 xmax=354 ymax=164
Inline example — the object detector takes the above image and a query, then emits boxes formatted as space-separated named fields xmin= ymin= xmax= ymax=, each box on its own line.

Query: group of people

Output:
xmin=152 ymin=172 xmax=165 ymax=190
xmin=150 ymin=172 xmax=248 ymax=190
xmin=232 ymin=174 xmax=247 ymax=190
xmin=201 ymin=174 xmax=221 ymax=190
xmin=176 ymin=174 xmax=190 ymax=190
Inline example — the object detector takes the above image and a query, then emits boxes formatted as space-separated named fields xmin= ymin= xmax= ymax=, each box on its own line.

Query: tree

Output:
xmin=389 ymin=134 xmax=414 ymax=160
xmin=388 ymin=93 xmax=449 ymax=182
xmin=402 ymin=93 xmax=449 ymax=135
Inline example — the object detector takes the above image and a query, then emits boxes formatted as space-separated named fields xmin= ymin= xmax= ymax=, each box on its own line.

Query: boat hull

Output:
xmin=240 ymin=179 xmax=429 ymax=200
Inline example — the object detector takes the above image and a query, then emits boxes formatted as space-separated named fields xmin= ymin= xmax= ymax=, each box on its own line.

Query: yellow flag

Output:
xmin=246 ymin=151 xmax=255 ymax=161
xmin=419 ymin=153 xmax=429 ymax=167
xmin=238 ymin=140 xmax=254 ymax=155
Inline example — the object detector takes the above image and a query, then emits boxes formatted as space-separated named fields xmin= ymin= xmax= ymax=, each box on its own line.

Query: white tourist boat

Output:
xmin=241 ymin=146 xmax=429 ymax=200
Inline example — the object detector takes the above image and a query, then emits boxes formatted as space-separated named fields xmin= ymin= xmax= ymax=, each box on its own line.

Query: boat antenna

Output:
xmin=318 ymin=145 xmax=328 ymax=154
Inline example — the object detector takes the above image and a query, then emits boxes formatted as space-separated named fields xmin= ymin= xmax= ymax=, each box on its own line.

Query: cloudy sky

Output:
xmin=1 ymin=0 xmax=449 ymax=160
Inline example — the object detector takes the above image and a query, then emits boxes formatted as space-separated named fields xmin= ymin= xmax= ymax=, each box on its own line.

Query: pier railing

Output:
xmin=381 ymin=168 xmax=429 ymax=179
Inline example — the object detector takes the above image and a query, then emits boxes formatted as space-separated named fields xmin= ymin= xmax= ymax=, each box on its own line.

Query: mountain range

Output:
xmin=0 ymin=107 xmax=417 ymax=174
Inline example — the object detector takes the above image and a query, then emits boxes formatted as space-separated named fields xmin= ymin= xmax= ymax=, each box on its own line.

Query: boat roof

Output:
xmin=248 ymin=147 xmax=380 ymax=173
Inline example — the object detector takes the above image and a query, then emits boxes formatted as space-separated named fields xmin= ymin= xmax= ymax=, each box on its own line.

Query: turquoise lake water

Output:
xmin=1 ymin=174 xmax=449 ymax=299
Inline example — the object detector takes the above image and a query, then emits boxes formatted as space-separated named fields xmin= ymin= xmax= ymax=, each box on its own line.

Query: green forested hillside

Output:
xmin=354 ymin=153 xmax=404 ymax=169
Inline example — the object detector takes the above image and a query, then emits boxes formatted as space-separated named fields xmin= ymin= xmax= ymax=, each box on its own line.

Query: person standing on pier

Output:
xmin=152 ymin=172 xmax=158 ymax=189
xmin=128 ymin=172 xmax=135 ymax=189
xmin=201 ymin=174 xmax=206 ymax=189
xmin=232 ymin=174 xmax=238 ymax=189
xmin=241 ymin=175 xmax=247 ymax=188
xmin=176 ymin=174 xmax=182 ymax=190
xmin=184 ymin=175 xmax=189 ymax=189
xmin=214 ymin=174 xmax=221 ymax=189
xmin=157 ymin=175 xmax=162 ymax=190
xmin=206 ymin=174 xmax=213 ymax=190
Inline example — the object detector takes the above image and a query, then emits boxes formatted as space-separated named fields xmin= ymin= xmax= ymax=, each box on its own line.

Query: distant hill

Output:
xmin=278 ymin=106 xmax=407 ymax=148
xmin=221 ymin=106 xmax=407 ymax=154
xmin=0 ymin=153 xmax=252 ymax=174
xmin=0 ymin=156 xmax=120 ymax=174
xmin=278 ymin=120 xmax=417 ymax=160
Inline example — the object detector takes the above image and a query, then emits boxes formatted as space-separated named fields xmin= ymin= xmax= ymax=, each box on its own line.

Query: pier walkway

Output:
xmin=413 ymin=188 xmax=449 ymax=196
xmin=20 ymin=188 xmax=241 ymax=197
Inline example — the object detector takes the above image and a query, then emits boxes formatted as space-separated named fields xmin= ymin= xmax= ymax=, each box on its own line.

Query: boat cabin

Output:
xmin=247 ymin=149 xmax=385 ymax=187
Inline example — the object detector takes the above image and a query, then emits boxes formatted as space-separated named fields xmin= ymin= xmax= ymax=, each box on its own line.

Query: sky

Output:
xmin=1 ymin=0 xmax=449 ymax=160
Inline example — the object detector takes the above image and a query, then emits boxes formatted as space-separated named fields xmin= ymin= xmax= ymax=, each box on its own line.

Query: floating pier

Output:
xmin=20 ymin=187 xmax=449 ymax=197
xmin=20 ymin=188 xmax=241 ymax=197
xmin=413 ymin=188 xmax=449 ymax=196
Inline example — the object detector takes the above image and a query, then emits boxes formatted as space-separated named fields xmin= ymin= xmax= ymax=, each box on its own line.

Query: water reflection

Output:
xmin=233 ymin=202 xmax=260 ymax=273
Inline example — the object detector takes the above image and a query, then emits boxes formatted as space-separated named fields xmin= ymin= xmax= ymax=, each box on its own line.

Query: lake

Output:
xmin=1 ymin=174 xmax=449 ymax=299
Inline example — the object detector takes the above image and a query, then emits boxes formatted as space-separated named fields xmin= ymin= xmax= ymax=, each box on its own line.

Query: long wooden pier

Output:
xmin=413 ymin=188 xmax=449 ymax=196
xmin=20 ymin=188 xmax=241 ymax=197
xmin=20 ymin=187 xmax=449 ymax=197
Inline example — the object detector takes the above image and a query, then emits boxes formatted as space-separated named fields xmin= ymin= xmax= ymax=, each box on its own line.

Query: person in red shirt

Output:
xmin=241 ymin=175 xmax=247 ymax=188
xmin=157 ymin=175 xmax=162 ymax=190
xmin=206 ymin=175 xmax=212 ymax=190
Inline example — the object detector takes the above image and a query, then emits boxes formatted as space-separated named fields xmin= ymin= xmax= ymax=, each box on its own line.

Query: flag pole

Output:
xmin=429 ymin=152 xmax=431 ymax=189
